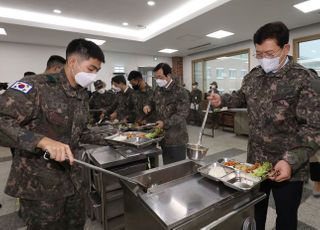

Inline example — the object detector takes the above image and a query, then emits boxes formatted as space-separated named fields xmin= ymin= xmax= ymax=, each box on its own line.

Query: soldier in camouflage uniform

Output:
xmin=209 ymin=22 xmax=320 ymax=230
xmin=89 ymin=80 xmax=117 ymax=123
xmin=189 ymin=82 xmax=202 ymax=126
xmin=0 ymin=38 xmax=105 ymax=230
xmin=127 ymin=70 xmax=156 ymax=123
xmin=106 ymin=75 xmax=135 ymax=122
xmin=144 ymin=63 xmax=190 ymax=164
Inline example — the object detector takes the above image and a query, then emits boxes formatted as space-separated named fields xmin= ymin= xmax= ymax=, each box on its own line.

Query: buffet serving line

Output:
xmin=78 ymin=119 xmax=267 ymax=230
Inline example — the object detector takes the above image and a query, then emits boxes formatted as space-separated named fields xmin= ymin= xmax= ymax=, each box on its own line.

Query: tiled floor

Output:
xmin=0 ymin=126 xmax=319 ymax=230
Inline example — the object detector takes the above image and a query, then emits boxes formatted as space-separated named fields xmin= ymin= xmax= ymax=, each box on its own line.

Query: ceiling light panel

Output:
xmin=147 ymin=1 xmax=156 ymax=6
xmin=158 ymin=48 xmax=178 ymax=53
xmin=53 ymin=9 xmax=61 ymax=14
xmin=206 ymin=30 xmax=234 ymax=38
xmin=293 ymin=0 xmax=320 ymax=13
xmin=0 ymin=27 xmax=7 ymax=35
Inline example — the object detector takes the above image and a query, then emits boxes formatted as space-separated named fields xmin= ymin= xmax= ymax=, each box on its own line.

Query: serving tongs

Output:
xmin=43 ymin=151 xmax=149 ymax=192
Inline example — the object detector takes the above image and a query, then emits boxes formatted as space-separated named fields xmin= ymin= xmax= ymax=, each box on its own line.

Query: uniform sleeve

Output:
xmin=0 ymin=80 xmax=45 ymax=152
xmin=79 ymin=127 xmax=108 ymax=145
xmin=163 ymin=89 xmax=190 ymax=129
xmin=220 ymin=75 xmax=249 ymax=108
xmin=221 ymin=89 xmax=246 ymax=108
xmin=105 ymin=95 xmax=119 ymax=115
xmin=283 ymin=79 xmax=320 ymax=172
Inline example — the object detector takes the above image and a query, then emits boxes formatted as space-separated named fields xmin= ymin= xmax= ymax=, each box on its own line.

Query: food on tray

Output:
xmin=126 ymin=132 xmax=146 ymax=139
xmin=234 ymin=162 xmax=261 ymax=173
xmin=250 ymin=162 xmax=273 ymax=177
xmin=208 ymin=166 xmax=228 ymax=178
xmin=223 ymin=160 xmax=239 ymax=167
xmin=145 ymin=128 xmax=164 ymax=139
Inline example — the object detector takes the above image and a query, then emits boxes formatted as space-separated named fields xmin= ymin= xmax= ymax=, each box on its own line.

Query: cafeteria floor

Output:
xmin=0 ymin=126 xmax=319 ymax=230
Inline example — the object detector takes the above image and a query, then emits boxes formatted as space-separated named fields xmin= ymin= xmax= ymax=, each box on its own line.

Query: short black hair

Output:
xmin=128 ymin=71 xmax=143 ymax=81
xmin=24 ymin=71 xmax=36 ymax=77
xmin=66 ymin=38 xmax=105 ymax=63
xmin=94 ymin=80 xmax=105 ymax=89
xmin=0 ymin=82 xmax=8 ymax=90
xmin=153 ymin=63 xmax=172 ymax=77
xmin=192 ymin=82 xmax=198 ymax=86
xmin=46 ymin=55 xmax=66 ymax=69
xmin=111 ymin=75 xmax=126 ymax=85
xmin=253 ymin=21 xmax=289 ymax=48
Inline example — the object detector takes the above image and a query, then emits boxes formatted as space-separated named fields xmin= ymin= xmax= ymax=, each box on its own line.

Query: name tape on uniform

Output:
xmin=11 ymin=81 xmax=33 ymax=94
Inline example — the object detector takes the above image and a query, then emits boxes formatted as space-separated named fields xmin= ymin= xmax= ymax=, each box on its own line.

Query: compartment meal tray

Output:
xmin=220 ymin=170 xmax=262 ymax=191
xmin=104 ymin=131 xmax=163 ymax=148
xmin=198 ymin=161 xmax=264 ymax=191
xmin=197 ymin=162 xmax=235 ymax=182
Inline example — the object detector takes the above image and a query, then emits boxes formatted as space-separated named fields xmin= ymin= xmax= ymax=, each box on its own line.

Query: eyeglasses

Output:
xmin=253 ymin=48 xmax=282 ymax=59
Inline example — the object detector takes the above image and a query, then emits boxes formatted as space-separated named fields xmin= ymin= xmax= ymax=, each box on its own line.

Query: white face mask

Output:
xmin=258 ymin=49 xmax=284 ymax=74
xmin=97 ymin=88 xmax=105 ymax=94
xmin=75 ymin=72 xmax=97 ymax=88
xmin=112 ymin=85 xmax=121 ymax=92
xmin=258 ymin=57 xmax=280 ymax=73
xmin=156 ymin=79 xmax=167 ymax=87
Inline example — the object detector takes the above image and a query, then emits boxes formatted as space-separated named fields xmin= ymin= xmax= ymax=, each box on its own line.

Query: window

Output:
xmin=240 ymin=69 xmax=248 ymax=78
xmin=192 ymin=49 xmax=250 ymax=93
xmin=216 ymin=68 xmax=225 ymax=80
xmin=293 ymin=34 xmax=320 ymax=76
xmin=229 ymin=68 xmax=237 ymax=79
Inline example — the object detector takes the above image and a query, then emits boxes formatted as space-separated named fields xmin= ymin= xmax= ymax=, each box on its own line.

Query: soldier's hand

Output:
xmin=208 ymin=93 xmax=221 ymax=107
xmin=110 ymin=112 xmax=117 ymax=121
xmin=37 ymin=137 xmax=74 ymax=165
xmin=269 ymin=160 xmax=292 ymax=182
xmin=155 ymin=120 xmax=164 ymax=129
xmin=143 ymin=105 xmax=151 ymax=114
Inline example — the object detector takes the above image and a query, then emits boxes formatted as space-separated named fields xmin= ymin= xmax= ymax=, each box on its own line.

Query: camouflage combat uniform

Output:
xmin=106 ymin=87 xmax=134 ymax=122
xmin=148 ymin=80 xmax=190 ymax=147
xmin=0 ymin=71 xmax=94 ymax=229
xmin=221 ymin=56 xmax=320 ymax=181
xmin=89 ymin=89 xmax=117 ymax=123
xmin=131 ymin=84 xmax=156 ymax=123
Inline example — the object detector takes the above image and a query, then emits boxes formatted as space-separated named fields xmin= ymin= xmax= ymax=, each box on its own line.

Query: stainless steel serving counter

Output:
xmin=82 ymin=143 xmax=162 ymax=230
xmin=122 ymin=160 xmax=266 ymax=230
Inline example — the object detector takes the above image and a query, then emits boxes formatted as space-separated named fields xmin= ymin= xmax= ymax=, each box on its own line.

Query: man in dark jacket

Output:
xmin=209 ymin=22 xmax=320 ymax=230
xmin=143 ymin=63 xmax=190 ymax=164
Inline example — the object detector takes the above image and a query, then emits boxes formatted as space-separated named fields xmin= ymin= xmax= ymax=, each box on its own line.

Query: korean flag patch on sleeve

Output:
xmin=11 ymin=81 xmax=33 ymax=94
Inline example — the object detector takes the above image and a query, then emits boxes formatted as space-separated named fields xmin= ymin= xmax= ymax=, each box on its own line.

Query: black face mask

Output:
xmin=132 ymin=82 xmax=140 ymax=90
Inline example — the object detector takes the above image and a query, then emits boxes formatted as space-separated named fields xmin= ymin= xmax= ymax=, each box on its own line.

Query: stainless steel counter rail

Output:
xmin=200 ymin=193 xmax=265 ymax=230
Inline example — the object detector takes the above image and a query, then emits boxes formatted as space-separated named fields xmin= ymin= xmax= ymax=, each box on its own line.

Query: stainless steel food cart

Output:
xmin=121 ymin=160 xmax=265 ymax=230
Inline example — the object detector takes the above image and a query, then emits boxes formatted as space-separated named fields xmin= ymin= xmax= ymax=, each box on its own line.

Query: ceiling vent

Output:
xmin=188 ymin=43 xmax=212 ymax=50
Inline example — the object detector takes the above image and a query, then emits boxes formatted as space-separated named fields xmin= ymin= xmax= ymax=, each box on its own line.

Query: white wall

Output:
xmin=183 ymin=22 xmax=320 ymax=90
xmin=0 ymin=41 xmax=171 ymax=89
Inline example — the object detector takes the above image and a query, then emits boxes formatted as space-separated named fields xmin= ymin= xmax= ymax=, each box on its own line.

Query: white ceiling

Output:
xmin=0 ymin=0 xmax=319 ymax=57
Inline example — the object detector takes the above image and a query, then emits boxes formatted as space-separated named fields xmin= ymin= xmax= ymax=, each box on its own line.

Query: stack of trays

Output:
xmin=198 ymin=158 xmax=263 ymax=191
